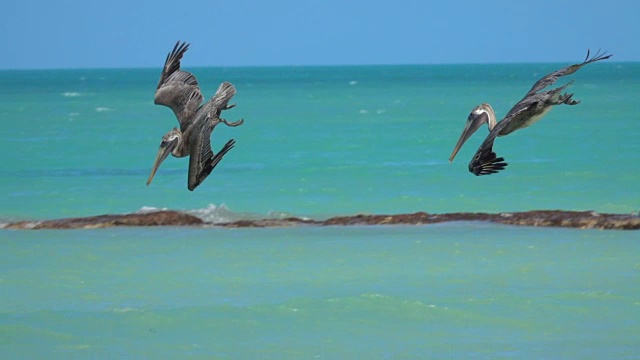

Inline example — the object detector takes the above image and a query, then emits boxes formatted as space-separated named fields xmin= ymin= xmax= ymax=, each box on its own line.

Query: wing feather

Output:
xmin=468 ymin=131 xmax=508 ymax=176
xmin=154 ymin=41 xmax=204 ymax=130
xmin=186 ymin=121 xmax=236 ymax=191
xmin=187 ymin=121 xmax=213 ymax=191
xmin=524 ymin=49 xmax=611 ymax=97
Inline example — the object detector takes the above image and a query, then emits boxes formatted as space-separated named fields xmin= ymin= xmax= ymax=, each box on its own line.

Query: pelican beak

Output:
xmin=146 ymin=143 xmax=173 ymax=186
xmin=449 ymin=112 xmax=488 ymax=162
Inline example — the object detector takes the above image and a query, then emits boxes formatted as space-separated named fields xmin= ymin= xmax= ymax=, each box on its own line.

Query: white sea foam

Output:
xmin=95 ymin=107 xmax=113 ymax=112
xmin=186 ymin=204 xmax=297 ymax=223
xmin=349 ymin=80 xmax=358 ymax=85
xmin=2 ymin=221 xmax=41 ymax=229
xmin=187 ymin=204 xmax=237 ymax=223
xmin=135 ymin=206 xmax=168 ymax=214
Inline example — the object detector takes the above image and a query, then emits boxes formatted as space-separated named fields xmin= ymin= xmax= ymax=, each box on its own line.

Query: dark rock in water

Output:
xmin=221 ymin=217 xmax=320 ymax=228
xmin=218 ymin=210 xmax=640 ymax=230
xmin=3 ymin=209 xmax=639 ymax=230
xmin=4 ymin=210 xmax=204 ymax=230
xmin=493 ymin=210 xmax=640 ymax=230
xmin=320 ymin=212 xmax=489 ymax=226
xmin=313 ymin=210 xmax=640 ymax=230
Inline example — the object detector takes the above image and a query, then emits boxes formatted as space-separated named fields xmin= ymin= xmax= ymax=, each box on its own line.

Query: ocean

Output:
xmin=1 ymin=62 xmax=639 ymax=358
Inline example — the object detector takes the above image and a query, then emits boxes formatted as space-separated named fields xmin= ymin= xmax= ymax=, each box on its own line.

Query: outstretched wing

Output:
xmin=154 ymin=41 xmax=204 ymax=130
xmin=186 ymin=120 xmax=236 ymax=191
xmin=524 ymin=49 xmax=611 ymax=97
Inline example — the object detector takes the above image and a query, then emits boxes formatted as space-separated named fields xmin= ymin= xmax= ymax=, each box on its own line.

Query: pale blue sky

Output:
xmin=2 ymin=0 xmax=638 ymax=69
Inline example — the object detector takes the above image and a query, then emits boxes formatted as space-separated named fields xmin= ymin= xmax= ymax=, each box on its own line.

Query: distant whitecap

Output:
xmin=95 ymin=107 xmax=113 ymax=112
xmin=358 ymin=109 xmax=369 ymax=114
xmin=349 ymin=80 xmax=357 ymax=85
xmin=62 ymin=92 xmax=82 ymax=97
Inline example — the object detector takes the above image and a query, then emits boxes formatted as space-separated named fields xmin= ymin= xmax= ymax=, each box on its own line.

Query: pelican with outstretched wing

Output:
xmin=449 ymin=50 xmax=612 ymax=176
xmin=147 ymin=41 xmax=244 ymax=190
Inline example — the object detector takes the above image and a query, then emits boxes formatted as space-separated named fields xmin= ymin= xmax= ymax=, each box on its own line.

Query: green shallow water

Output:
xmin=1 ymin=225 xmax=638 ymax=358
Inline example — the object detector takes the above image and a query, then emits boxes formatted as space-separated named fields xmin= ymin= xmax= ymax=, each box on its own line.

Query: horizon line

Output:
xmin=0 ymin=59 xmax=633 ymax=72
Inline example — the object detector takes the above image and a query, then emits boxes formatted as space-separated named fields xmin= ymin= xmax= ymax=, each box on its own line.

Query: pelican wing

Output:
xmin=468 ymin=130 xmax=508 ymax=176
xmin=154 ymin=41 xmax=204 ymax=130
xmin=502 ymin=94 xmax=540 ymax=121
xmin=524 ymin=49 xmax=611 ymax=97
xmin=186 ymin=121 xmax=235 ymax=191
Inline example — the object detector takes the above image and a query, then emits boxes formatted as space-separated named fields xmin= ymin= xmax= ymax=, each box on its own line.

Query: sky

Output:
xmin=1 ymin=0 xmax=639 ymax=69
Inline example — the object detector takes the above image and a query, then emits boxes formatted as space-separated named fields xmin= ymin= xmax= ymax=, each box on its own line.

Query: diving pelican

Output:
xmin=147 ymin=41 xmax=244 ymax=191
xmin=449 ymin=50 xmax=612 ymax=176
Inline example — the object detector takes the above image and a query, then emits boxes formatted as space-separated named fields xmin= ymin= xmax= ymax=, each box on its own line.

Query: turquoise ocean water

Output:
xmin=1 ymin=63 xmax=639 ymax=357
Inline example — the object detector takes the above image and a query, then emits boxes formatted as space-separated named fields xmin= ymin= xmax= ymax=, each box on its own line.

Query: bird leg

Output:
xmin=548 ymin=80 xmax=579 ymax=105
xmin=555 ymin=93 xmax=580 ymax=106
xmin=220 ymin=118 xmax=244 ymax=127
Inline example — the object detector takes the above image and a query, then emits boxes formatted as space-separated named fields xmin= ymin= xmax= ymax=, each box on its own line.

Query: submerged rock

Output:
xmin=3 ymin=210 xmax=639 ymax=230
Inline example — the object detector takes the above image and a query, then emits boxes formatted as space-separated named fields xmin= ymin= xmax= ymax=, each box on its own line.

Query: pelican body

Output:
xmin=147 ymin=41 xmax=244 ymax=191
xmin=449 ymin=50 xmax=612 ymax=176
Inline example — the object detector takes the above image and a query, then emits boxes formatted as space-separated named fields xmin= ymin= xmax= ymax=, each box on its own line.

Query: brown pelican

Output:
xmin=146 ymin=41 xmax=244 ymax=191
xmin=449 ymin=50 xmax=612 ymax=176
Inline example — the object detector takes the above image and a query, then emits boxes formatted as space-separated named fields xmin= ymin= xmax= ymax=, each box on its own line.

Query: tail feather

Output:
xmin=211 ymin=82 xmax=237 ymax=111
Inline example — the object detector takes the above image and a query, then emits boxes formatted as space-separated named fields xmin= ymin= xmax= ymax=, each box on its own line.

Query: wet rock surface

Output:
xmin=4 ymin=210 xmax=639 ymax=230
xmin=4 ymin=210 xmax=204 ymax=230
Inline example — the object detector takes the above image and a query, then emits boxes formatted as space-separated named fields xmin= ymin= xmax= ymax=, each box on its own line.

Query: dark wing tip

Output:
xmin=584 ymin=49 xmax=612 ymax=64
xmin=469 ymin=152 xmax=508 ymax=176
xmin=188 ymin=139 xmax=237 ymax=192
xmin=211 ymin=139 xmax=236 ymax=167
xmin=158 ymin=41 xmax=191 ymax=89
xmin=166 ymin=41 xmax=190 ymax=67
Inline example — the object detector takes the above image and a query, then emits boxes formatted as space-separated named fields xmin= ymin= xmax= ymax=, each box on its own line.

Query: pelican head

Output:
xmin=449 ymin=103 xmax=497 ymax=162
xmin=146 ymin=128 xmax=182 ymax=186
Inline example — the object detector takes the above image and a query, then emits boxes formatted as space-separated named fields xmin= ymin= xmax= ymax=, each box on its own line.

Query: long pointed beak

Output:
xmin=449 ymin=113 xmax=487 ymax=162
xmin=146 ymin=145 xmax=172 ymax=186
